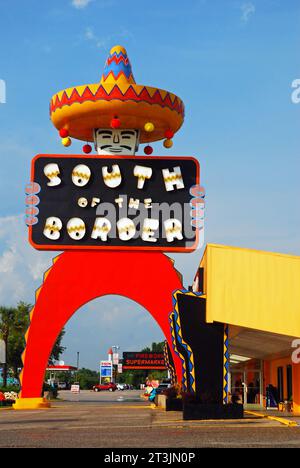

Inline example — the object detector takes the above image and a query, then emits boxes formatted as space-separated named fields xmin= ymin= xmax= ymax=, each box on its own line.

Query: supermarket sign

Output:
xmin=122 ymin=352 xmax=167 ymax=370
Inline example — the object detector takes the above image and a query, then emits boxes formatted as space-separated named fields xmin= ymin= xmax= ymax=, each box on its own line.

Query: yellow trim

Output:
xmin=169 ymin=310 xmax=188 ymax=391
xmin=267 ymin=416 xmax=298 ymax=427
xmin=245 ymin=411 xmax=298 ymax=427
xmin=13 ymin=398 xmax=51 ymax=410
xmin=223 ymin=325 xmax=229 ymax=404
xmin=245 ymin=410 xmax=265 ymax=418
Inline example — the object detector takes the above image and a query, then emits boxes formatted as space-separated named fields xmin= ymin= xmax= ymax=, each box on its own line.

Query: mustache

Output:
xmin=100 ymin=145 xmax=133 ymax=151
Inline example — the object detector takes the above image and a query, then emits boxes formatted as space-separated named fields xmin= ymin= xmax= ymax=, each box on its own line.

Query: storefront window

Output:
xmin=230 ymin=359 xmax=262 ymax=407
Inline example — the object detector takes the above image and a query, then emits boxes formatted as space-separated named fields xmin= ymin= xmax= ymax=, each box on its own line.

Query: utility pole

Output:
xmin=76 ymin=352 xmax=80 ymax=381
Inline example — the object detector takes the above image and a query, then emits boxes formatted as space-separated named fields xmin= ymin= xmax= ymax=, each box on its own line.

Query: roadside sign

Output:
xmin=100 ymin=361 xmax=113 ymax=378
xmin=122 ymin=352 xmax=167 ymax=370
xmin=0 ymin=340 xmax=5 ymax=364
xmin=29 ymin=155 xmax=199 ymax=252
xmin=113 ymin=353 xmax=119 ymax=365
xmin=118 ymin=364 xmax=123 ymax=374
xmin=71 ymin=384 xmax=80 ymax=394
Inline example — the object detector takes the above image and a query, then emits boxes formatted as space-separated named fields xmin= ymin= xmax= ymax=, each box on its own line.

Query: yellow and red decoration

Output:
xmin=50 ymin=45 xmax=185 ymax=148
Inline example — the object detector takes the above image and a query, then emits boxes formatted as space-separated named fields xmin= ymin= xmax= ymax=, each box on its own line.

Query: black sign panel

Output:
xmin=122 ymin=352 xmax=166 ymax=370
xmin=29 ymin=155 xmax=199 ymax=252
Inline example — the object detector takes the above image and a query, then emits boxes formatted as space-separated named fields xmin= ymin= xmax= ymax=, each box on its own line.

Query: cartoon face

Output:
xmin=94 ymin=129 xmax=140 ymax=156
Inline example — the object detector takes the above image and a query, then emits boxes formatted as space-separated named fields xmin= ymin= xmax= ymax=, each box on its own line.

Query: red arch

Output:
xmin=20 ymin=251 xmax=183 ymax=398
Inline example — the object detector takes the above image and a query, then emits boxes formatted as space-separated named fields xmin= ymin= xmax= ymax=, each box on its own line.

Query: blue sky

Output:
xmin=0 ymin=0 xmax=299 ymax=370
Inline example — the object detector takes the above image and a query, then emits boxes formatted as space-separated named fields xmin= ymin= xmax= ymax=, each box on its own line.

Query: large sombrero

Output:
xmin=50 ymin=45 xmax=185 ymax=149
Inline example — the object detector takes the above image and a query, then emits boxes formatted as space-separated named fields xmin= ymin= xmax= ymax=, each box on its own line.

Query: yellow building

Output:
xmin=193 ymin=244 xmax=300 ymax=413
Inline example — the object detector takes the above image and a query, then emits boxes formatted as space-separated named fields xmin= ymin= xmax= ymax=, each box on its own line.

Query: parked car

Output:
xmin=155 ymin=383 xmax=172 ymax=395
xmin=117 ymin=383 xmax=126 ymax=391
xmin=57 ymin=382 xmax=68 ymax=390
xmin=93 ymin=382 xmax=117 ymax=392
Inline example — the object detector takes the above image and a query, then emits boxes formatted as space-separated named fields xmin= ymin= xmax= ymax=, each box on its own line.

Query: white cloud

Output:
xmin=72 ymin=0 xmax=115 ymax=9
xmin=241 ymin=2 xmax=256 ymax=23
xmin=72 ymin=0 xmax=93 ymax=9
xmin=0 ymin=215 xmax=55 ymax=306
xmin=84 ymin=27 xmax=113 ymax=50
xmin=84 ymin=26 xmax=134 ymax=50
xmin=0 ymin=248 xmax=17 ymax=274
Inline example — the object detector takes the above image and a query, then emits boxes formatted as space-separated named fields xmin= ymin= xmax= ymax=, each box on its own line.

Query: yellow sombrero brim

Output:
xmin=50 ymin=82 xmax=185 ymax=143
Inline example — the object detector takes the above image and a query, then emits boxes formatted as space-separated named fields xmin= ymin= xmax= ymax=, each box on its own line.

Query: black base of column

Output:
xmin=166 ymin=398 xmax=183 ymax=411
xmin=183 ymin=403 xmax=244 ymax=420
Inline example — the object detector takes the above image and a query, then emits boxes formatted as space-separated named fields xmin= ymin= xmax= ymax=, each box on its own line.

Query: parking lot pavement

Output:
xmin=1 ymin=391 xmax=300 ymax=448
xmin=59 ymin=389 xmax=145 ymax=404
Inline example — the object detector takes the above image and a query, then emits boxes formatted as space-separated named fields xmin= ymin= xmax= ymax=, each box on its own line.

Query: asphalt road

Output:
xmin=60 ymin=388 xmax=144 ymax=404
xmin=1 ymin=390 xmax=300 ymax=448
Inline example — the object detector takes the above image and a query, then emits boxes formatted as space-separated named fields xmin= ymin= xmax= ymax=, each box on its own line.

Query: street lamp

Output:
xmin=111 ymin=346 xmax=120 ymax=383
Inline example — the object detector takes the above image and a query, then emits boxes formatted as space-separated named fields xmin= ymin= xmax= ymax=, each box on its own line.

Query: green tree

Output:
xmin=1 ymin=302 xmax=67 ymax=386
xmin=0 ymin=307 xmax=16 ymax=387
xmin=7 ymin=302 xmax=31 ymax=379
xmin=48 ymin=330 xmax=66 ymax=365
xmin=76 ymin=368 xmax=99 ymax=390
xmin=141 ymin=342 xmax=165 ymax=353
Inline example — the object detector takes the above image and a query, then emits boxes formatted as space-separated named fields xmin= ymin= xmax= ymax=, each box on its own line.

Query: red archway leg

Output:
xmin=19 ymin=251 xmax=183 ymax=400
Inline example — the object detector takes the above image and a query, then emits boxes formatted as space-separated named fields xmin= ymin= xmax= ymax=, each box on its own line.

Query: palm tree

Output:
xmin=0 ymin=307 xmax=16 ymax=387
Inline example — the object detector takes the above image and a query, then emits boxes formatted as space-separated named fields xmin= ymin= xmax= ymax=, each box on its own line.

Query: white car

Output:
xmin=117 ymin=383 xmax=126 ymax=391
